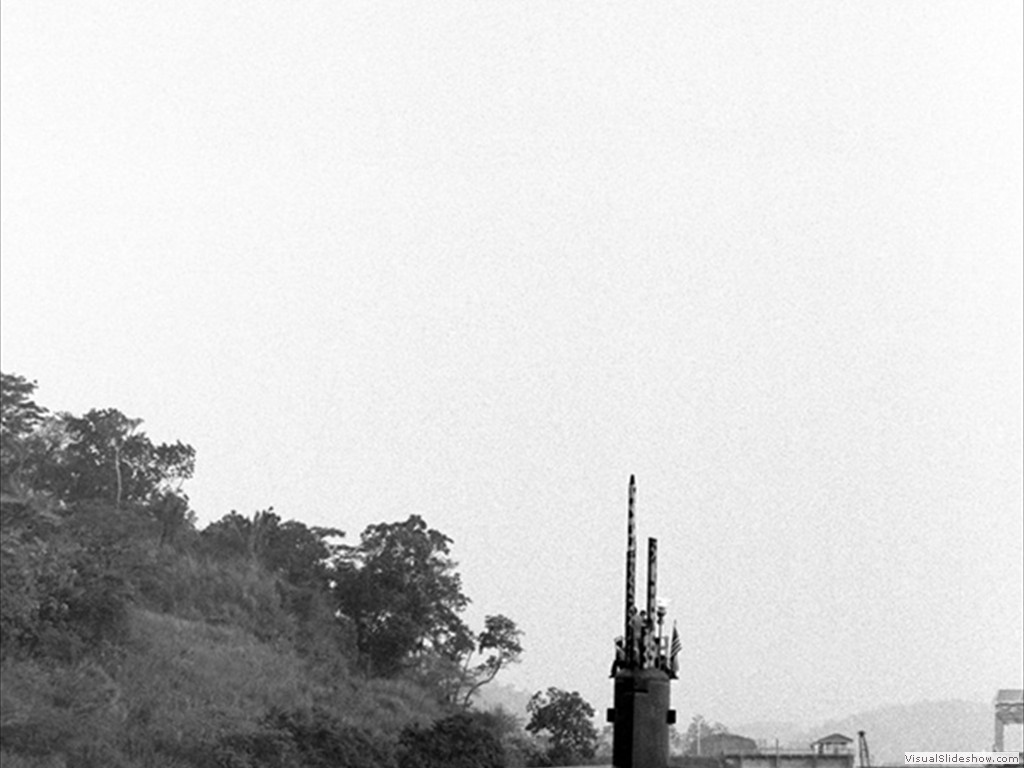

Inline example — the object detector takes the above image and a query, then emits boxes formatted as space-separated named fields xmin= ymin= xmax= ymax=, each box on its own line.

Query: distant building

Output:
xmin=703 ymin=733 xmax=760 ymax=756
xmin=813 ymin=734 xmax=854 ymax=756
xmin=994 ymin=689 xmax=1023 ymax=752
xmin=720 ymin=734 xmax=855 ymax=768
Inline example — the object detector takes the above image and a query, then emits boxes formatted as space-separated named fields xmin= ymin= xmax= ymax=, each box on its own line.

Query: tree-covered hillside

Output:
xmin=1 ymin=371 xmax=593 ymax=767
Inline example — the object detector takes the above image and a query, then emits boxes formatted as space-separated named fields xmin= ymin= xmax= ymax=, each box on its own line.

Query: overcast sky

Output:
xmin=2 ymin=0 xmax=1021 ymax=730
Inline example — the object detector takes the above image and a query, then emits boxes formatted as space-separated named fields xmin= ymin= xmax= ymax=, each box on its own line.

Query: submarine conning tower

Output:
xmin=607 ymin=475 xmax=678 ymax=768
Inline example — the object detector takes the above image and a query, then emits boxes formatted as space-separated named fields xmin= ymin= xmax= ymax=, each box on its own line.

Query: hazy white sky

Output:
xmin=2 ymin=0 xmax=1021 ymax=728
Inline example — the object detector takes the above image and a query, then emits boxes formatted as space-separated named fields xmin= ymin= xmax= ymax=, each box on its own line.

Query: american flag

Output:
xmin=670 ymin=623 xmax=681 ymax=674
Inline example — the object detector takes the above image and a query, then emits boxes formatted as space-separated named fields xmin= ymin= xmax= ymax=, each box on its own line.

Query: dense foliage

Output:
xmin=397 ymin=711 xmax=507 ymax=768
xmin=526 ymin=687 xmax=600 ymax=765
xmin=679 ymin=714 xmax=732 ymax=756
xmin=0 ymin=372 xmax=593 ymax=767
xmin=333 ymin=515 xmax=472 ymax=677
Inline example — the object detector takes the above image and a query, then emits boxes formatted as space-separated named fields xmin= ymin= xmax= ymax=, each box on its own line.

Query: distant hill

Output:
xmin=732 ymin=721 xmax=808 ymax=747
xmin=738 ymin=700 xmax=1002 ymax=765
xmin=809 ymin=700 xmax=997 ymax=765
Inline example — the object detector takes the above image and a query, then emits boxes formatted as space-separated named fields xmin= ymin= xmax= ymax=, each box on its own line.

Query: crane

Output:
xmin=857 ymin=730 xmax=871 ymax=768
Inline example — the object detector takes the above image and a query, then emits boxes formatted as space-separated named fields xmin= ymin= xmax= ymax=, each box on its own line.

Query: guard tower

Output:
xmin=607 ymin=476 xmax=678 ymax=768
xmin=994 ymin=689 xmax=1023 ymax=752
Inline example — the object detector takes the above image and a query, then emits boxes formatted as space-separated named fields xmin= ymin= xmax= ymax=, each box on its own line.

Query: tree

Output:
xmin=449 ymin=614 xmax=524 ymax=708
xmin=56 ymin=408 xmax=195 ymax=506
xmin=200 ymin=510 xmax=256 ymax=561
xmin=201 ymin=509 xmax=343 ymax=589
xmin=0 ymin=372 xmax=48 ymax=494
xmin=201 ymin=510 xmax=352 ymax=660
xmin=150 ymin=491 xmax=196 ymax=548
xmin=264 ymin=518 xmax=345 ymax=591
xmin=218 ymin=706 xmax=396 ymax=768
xmin=1 ymin=499 xmax=138 ymax=661
xmin=681 ymin=714 xmax=730 ymax=756
xmin=0 ymin=373 xmax=46 ymax=434
xmin=1 ymin=414 xmax=70 ymax=508
xmin=525 ymin=687 xmax=599 ymax=765
xmin=333 ymin=515 xmax=471 ymax=677
xmin=3 ymin=377 xmax=194 ymax=510
xmin=200 ymin=508 xmax=281 ymax=563
xmin=398 ymin=711 xmax=506 ymax=768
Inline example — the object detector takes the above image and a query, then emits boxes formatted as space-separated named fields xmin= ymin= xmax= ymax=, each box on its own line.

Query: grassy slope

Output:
xmin=1 ymin=608 xmax=440 ymax=767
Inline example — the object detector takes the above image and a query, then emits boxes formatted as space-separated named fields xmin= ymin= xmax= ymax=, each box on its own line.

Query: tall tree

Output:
xmin=201 ymin=509 xmax=343 ymax=591
xmin=333 ymin=515 xmax=471 ymax=677
xmin=199 ymin=510 xmax=255 ymax=561
xmin=56 ymin=408 xmax=195 ymax=506
xmin=449 ymin=614 xmax=524 ymax=708
xmin=682 ymin=714 xmax=730 ymax=755
xmin=0 ymin=373 xmax=46 ymax=440
xmin=0 ymin=372 xmax=47 ymax=494
xmin=264 ymin=518 xmax=344 ymax=591
xmin=525 ymin=687 xmax=599 ymax=765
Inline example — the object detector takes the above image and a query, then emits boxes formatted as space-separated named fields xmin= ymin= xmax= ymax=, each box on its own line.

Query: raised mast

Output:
xmin=624 ymin=474 xmax=637 ymax=665
xmin=646 ymin=537 xmax=657 ymax=621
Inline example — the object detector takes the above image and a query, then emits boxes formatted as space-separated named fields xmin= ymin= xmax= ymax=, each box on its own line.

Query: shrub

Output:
xmin=0 ymin=657 xmax=126 ymax=767
xmin=0 ymin=529 xmax=131 ymax=662
xmin=211 ymin=707 xmax=394 ymax=768
xmin=136 ymin=554 xmax=295 ymax=644
xmin=337 ymin=676 xmax=440 ymax=735
xmin=397 ymin=711 xmax=507 ymax=768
